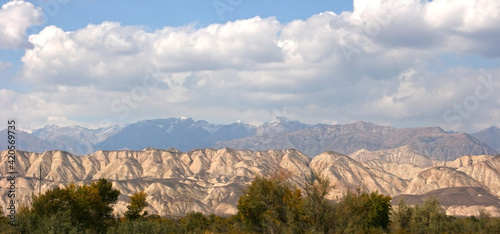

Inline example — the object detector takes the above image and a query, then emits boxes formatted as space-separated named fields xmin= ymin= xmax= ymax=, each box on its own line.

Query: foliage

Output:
xmin=0 ymin=205 xmax=11 ymax=233
xmin=335 ymin=189 xmax=392 ymax=233
xmin=3 ymin=175 xmax=500 ymax=233
xmin=302 ymin=170 xmax=336 ymax=232
xmin=125 ymin=190 xmax=148 ymax=221
xmin=106 ymin=219 xmax=181 ymax=234
xmin=391 ymin=198 xmax=412 ymax=233
xmin=180 ymin=211 xmax=210 ymax=233
xmin=237 ymin=173 xmax=304 ymax=233
xmin=408 ymin=197 xmax=449 ymax=233
xmin=31 ymin=178 xmax=120 ymax=233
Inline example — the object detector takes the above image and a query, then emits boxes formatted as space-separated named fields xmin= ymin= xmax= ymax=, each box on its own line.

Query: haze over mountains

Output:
xmin=1 ymin=117 xmax=499 ymax=161
xmin=471 ymin=126 xmax=500 ymax=153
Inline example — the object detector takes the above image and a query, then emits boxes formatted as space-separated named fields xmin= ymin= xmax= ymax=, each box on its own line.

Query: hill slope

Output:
xmin=2 ymin=148 xmax=500 ymax=217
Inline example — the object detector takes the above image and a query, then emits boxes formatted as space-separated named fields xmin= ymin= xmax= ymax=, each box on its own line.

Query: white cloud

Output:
xmin=5 ymin=0 xmax=500 ymax=131
xmin=0 ymin=0 xmax=43 ymax=49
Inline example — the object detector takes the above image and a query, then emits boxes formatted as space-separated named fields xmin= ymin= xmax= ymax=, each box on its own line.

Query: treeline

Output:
xmin=1 ymin=175 xmax=500 ymax=233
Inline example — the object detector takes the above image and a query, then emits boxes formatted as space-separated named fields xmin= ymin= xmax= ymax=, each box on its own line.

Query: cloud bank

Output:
xmin=2 ymin=0 xmax=500 ymax=131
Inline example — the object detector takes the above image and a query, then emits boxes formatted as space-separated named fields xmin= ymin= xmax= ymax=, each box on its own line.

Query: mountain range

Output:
xmin=1 ymin=117 xmax=499 ymax=161
xmin=2 ymin=148 xmax=500 ymax=217
xmin=471 ymin=126 xmax=500 ymax=153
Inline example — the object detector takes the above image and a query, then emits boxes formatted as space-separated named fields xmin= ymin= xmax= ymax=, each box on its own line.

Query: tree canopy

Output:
xmin=31 ymin=178 xmax=120 ymax=233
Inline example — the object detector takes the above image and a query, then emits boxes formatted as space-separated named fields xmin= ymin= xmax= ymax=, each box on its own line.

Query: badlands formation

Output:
xmin=1 ymin=147 xmax=500 ymax=217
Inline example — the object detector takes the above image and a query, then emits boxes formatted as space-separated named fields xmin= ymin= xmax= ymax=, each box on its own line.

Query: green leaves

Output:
xmin=237 ymin=174 xmax=304 ymax=232
xmin=30 ymin=178 xmax=120 ymax=233
xmin=335 ymin=189 xmax=392 ymax=232
xmin=125 ymin=190 xmax=148 ymax=221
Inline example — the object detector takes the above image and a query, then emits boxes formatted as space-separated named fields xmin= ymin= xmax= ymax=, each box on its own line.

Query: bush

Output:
xmin=409 ymin=197 xmax=448 ymax=233
xmin=237 ymin=173 xmax=304 ymax=233
xmin=31 ymin=178 xmax=120 ymax=233
xmin=335 ymin=189 xmax=392 ymax=233
xmin=125 ymin=190 xmax=148 ymax=221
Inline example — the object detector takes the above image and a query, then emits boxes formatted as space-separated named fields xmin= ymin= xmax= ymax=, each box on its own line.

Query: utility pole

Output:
xmin=39 ymin=165 xmax=42 ymax=196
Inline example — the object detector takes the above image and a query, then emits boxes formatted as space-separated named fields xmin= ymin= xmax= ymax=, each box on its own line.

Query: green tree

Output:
xmin=409 ymin=197 xmax=448 ymax=233
xmin=125 ymin=190 xmax=149 ymax=221
xmin=31 ymin=178 xmax=120 ymax=233
xmin=391 ymin=198 xmax=412 ymax=233
xmin=237 ymin=173 xmax=304 ymax=233
xmin=180 ymin=211 xmax=210 ymax=233
xmin=31 ymin=185 xmax=75 ymax=216
xmin=336 ymin=189 xmax=392 ymax=232
xmin=303 ymin=170 xmax=336 ymax=232
xmin=77 ymin=178 xmax=120 ymax=232
xmin=0 ymin=205 xmax=11 ymax=233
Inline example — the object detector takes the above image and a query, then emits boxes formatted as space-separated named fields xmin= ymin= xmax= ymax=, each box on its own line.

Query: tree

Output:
xmin=392 ymin=198 xmax=412 ymax=232
xmin=335 ymin=189 xmax=392 ymax=232
xmin=0 ymin=205 xmax=10 ymax=233
xmin=125 ymin=190 xmax=148 ymax=221
xmin=237 ymin=173 xmax=304 ymax=233
xmin=31 ymin=185 xmax=77 ymax=219
xmin=409 ymin=197 xmax=448 ymax=233
xmin=31 ymin=178 xmax=120 ymax=233
xmin=180 ymin=212 xmax=210 ymax=232
xmin=303 ymin=170 xmax=336 ymax=232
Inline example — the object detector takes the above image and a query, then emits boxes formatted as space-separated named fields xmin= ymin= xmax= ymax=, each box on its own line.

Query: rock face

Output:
xmin=2 ymin=148 xmax=500 ymax=217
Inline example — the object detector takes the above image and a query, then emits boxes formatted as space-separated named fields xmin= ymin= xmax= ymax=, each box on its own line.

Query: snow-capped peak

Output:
xmin=18 ymin=126 xmax=33 ymax=134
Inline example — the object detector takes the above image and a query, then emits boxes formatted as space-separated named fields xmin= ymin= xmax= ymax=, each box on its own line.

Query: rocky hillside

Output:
xmin=2 ymin=148 xmax=500 ymax=217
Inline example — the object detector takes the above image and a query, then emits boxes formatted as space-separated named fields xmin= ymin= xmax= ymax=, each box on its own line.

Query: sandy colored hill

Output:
xmin=2 ymin=148 xmax=500 ymax=217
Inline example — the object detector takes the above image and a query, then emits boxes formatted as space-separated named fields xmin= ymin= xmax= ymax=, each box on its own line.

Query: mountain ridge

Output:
xmin=1 ymin=117 xmax=498 ymax=160
xmin=471 ymin=126 xmax=500 ymax=152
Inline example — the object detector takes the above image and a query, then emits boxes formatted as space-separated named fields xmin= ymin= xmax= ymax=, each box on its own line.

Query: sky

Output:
xmin=1 ymin=0 xmax=500 ymax=132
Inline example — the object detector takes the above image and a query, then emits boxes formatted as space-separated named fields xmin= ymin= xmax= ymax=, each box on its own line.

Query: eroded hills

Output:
xmin=2 ymin=147 xmax=500 ymax=217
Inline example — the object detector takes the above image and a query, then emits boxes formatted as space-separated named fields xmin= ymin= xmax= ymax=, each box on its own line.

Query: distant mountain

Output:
xmin=0 ymin=129 xmax=56 ymax=153
xmin=216 ymin=121 xmax=497 ymax=160
xmin=255 ymin=116 xmax=320 ymax=136
xmin=96 ymin=118 xmax=255 ymax=152
xmin=31 ymin=124 xmax=121 ymax=155
xmin=1 ymin=118 xmax=497 ymax=160
xmin=471 ymin=126 xmax=500 ymax=152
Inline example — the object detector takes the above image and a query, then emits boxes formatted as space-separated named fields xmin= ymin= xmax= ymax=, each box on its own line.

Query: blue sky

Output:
xmin=41 ymin=0 xmax=353 ymax=30
xmin=1 ymin=0 xmax=353 ymax=90
xmin=1 ymin=0 xmax=500 ymax=132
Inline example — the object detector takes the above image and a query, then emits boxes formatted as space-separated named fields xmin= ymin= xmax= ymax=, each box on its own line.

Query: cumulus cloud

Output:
xmin=0 ymin=0 xmax=43 ymax=49
xmin=5 ymin=0 xmax=500 ymax=131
